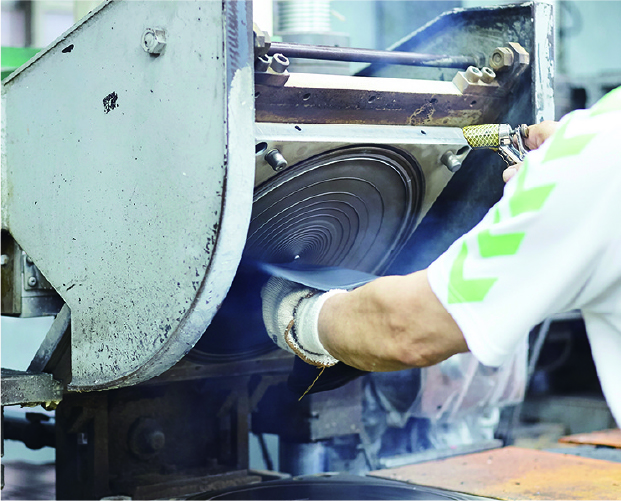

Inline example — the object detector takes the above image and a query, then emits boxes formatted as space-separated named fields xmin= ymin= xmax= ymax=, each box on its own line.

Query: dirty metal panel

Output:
xmin=559 ymin=429 xmax=621 ymax=449
xmin=532 ymin=1 xmax=555 ymax=124
xmin=1 ymin=0 xmax=255 ymax=390
xmin=1 ymin=368 xmax=63 ymax=406
xmin=370 ymin=446 xmax=621 ymax=500
xmin=255 ymin=73 xmax=506 ymax=126
xmin=358 ymin=3 xmax=554 ymax=125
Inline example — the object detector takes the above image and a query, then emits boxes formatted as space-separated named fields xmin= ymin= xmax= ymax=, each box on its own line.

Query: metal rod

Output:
xmin=268 ymin=42 xmax=478 ymax=69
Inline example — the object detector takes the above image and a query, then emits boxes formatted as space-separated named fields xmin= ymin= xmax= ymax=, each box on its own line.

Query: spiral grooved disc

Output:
xmin=245 ymin=146 xmax=424 ymax=274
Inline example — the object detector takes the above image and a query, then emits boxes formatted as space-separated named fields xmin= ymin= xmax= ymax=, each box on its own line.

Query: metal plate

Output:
xmin=559 ymin=429 xmax=621 ymax=449
xmin=370 ymin=446 xmax=621 ymax=500
xmin=250 ymin=123 xmax=469 ymax=274
xmin=1 ymin=0 xmax=255 ymax=390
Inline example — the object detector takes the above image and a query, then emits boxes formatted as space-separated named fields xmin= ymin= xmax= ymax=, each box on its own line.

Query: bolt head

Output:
xmin=0 ymin=254 xmax=8 ymax=266
xmin=270 ymin=53 xmax=290 ymax=74
xmin=480 ymin=67 xmax=496 ymax=84
xmin=142 ymin=28 xmax=166 ymax=55
xmin=465 ymin=66 xmax=483 ymax=83
xmin=28 ymin=276 xmax=38 ymax=287
xmin=265 ymin=149 xmax=288 ymax=172
xmin=489 ymin=47 xmax=514 ymax=72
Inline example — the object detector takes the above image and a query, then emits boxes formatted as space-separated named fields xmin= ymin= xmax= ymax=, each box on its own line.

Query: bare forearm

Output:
xmin=317 ymin=269 xmax=469 ymax=371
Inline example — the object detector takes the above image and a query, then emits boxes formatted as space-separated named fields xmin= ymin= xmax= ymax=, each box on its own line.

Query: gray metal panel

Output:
xmin=1 ymin=368 xmax=63 ymax=406
xmin=1 ymin=1 xmax=255 ymax=390
xmin=532 ymin=1 xmax=555 ymax=122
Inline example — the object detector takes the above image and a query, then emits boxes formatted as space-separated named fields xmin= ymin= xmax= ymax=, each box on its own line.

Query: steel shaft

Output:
xmin=268 ymin=42 xmax=478 ymax=69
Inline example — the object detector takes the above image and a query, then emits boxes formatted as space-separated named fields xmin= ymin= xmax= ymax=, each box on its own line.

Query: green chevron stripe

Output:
xmin=542 ymin=120 xmax=596 ymax=164
xmin=590 ymin=87 xmax=621 ymax=116
xmin=509 ymin=160 xmax=555 ymax=217
xmin=448 ymin=242 xmax=497 ymax=304
xmin=478 ymin=207 xmax=525 ymax=258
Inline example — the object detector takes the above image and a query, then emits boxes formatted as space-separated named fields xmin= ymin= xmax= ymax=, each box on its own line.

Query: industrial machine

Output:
xmin=1 ymin=1 xmax=554 ymax=498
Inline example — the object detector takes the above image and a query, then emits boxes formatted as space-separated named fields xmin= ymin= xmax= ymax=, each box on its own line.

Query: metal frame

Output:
xmin=2 ymin=0 xmax=255 ymax=391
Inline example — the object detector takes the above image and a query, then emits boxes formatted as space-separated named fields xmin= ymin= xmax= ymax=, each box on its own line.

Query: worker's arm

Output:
xmin=262 ymin=120 xmax=559 ymax=372
xmin=318 ymin=270 xmax=468 ymax=372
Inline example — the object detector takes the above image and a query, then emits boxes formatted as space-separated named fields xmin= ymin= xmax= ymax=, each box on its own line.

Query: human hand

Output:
xmin=502 ymin=162 xmax=522 ymax=182
xmin=503 ymin=120 xmax=559 ymax=182
xmin=261 ymin=276 xmax=347 ymax=367
xmin=524 ymin=120 xmax=559 ymax=150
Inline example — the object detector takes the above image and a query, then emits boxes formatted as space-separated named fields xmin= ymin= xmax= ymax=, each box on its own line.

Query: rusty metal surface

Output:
xmin=1 ymin=368 xmax=63 ymax=407
xmin=255 ymin=73 xmax=505 ymax=126
xmin=370 ymin=446 xmax=621 ymax=500
xmin=559 ymin=428 xmax=621 ymax=449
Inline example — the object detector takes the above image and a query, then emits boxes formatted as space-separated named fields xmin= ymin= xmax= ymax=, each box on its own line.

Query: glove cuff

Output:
xmin=285 ymin=289 xmax=347 ymax=367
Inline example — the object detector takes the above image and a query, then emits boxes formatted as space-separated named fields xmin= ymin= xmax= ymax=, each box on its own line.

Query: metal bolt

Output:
xmin=489 ymin=47 xmax=514 ymax=72
xmin=270 ymin=53 xmax=290 ymax=74
xmin=481 ymin=67 xmax=496 ymax=84
xmin=28 ymin=276 xmax=38 ymax=287
xmin=25 ymin=255 xmax=33 ymax=265
xmin=142 ymin=28 xmax=166 ymax=55
xmin=255 ymin=54 xmax=270 ymax=72
xmin=441 ymin=151 xmax=462 ymax=173
xmin=0 ymin=254 xmax=8 ymax=266
xmin=465 ymin=66 xmax=482 ymax=83
xmin=146 ymin=430 xmax=166 ymax=452
xmin=265 ymin=149 xmax=288 ymax=172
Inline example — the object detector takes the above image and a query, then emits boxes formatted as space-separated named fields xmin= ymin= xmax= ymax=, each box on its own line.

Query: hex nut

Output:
xmin=270 ymin=53 xmax=290 ymax=74
xmin=507 ymin=41 xmax=530 ymax=66
xmin=489 ymin=47 xmax=514 ymax=72
xmin=465 ymin=66 xmax=483 ymax=83
xmin=481 ymin=67 xmax=496 ymax=84
xmin=142 ymin=28 xmax=166 ymax=55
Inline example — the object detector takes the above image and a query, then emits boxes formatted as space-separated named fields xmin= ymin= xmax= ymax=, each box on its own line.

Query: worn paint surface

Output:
xmin=559 ymin=429 xmax=621 ymax=449
xmin=371 ymin=446 xmax=621 ymax=500
xmin=2 ymin=0 xmax=254 ymax=390
xmin=532 ymin=2 xmax=556 ymax=123
xmin=255 ymin=73 xmax=502 ymax=127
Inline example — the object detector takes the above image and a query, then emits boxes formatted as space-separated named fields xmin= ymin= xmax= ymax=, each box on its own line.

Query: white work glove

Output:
xmin=261 ymin=277 xmax=348 ymax=367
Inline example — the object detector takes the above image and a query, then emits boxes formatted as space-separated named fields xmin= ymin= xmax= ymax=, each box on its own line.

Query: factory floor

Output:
xmin=3 ymin=422 xmax=620 ymax=500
